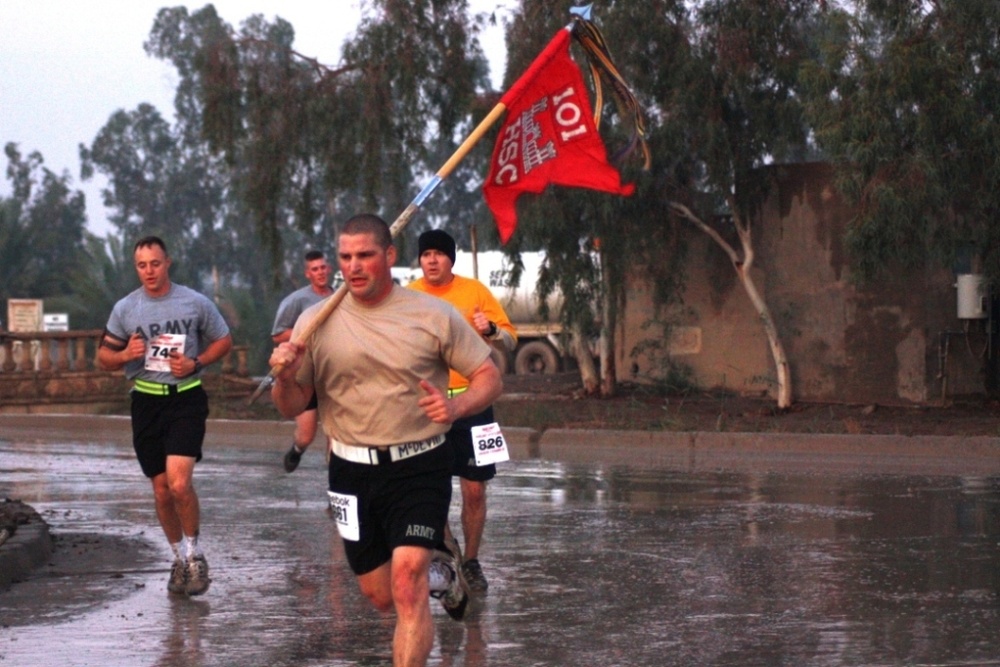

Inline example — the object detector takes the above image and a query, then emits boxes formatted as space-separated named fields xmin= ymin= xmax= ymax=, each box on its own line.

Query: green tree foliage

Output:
xmin=142 ymin=1 xmax=491 ymax=274
xmin=2 ymin=144 xmax=158 ymax=332
xmin=60 ymin=234 xmax=139 ymax=330
xmin=80 ymin=104 xmax=206 ymax=269
xmin=802 ymin=0 xmax=1000 ymax=283
xmin=1 ymin=144 xmax=89 ymax=307
xmin=498 ymin=1 xmax=821 ymax=400
xmin=74 ymin=3 xmax=494 ymax=372
xmin=79 ymin=96 xmax=265 ymax=296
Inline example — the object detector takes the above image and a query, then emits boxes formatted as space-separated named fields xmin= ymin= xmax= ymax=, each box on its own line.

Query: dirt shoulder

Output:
xmin=497 ymin=373 xmax=1000 ymax=437
xmin=208 ymin=372 xmax=1000 ymax=438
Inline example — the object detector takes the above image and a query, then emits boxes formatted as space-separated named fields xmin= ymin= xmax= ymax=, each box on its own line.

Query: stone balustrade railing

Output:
xmin=0 ymin=330 xmax=255 ymax=413
xmin=0 ymin=330 xmax=250 ymax=376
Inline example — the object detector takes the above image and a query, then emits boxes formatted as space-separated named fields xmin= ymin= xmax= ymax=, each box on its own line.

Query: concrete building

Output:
xmin=619 ymin=162 xmax=996 ymax=406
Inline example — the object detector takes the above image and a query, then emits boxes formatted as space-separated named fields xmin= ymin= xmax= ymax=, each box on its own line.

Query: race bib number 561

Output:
xmin=471 ymin=422 xmax=509 ymax=466
xmin=327 ymin=491 xmax=360 ymax=541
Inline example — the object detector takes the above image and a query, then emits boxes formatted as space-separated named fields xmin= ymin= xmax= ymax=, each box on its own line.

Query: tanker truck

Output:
xmin=392 ymin=251 xmax=574 ymax=375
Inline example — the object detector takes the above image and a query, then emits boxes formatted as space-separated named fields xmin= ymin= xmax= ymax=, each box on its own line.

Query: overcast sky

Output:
xmin=0 ymin=1 xmax=510 ymax=237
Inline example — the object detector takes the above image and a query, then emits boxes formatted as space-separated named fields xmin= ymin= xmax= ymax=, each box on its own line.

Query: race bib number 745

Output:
xmin=471 ymin=422 xmax=510 ymax=466
xmin=144 ymin=334 xmax=186 ymax=372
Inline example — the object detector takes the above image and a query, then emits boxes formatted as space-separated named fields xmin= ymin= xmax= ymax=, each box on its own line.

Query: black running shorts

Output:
xmin=448 ymin=405 xmax=498 ymax=482
xmin=328 ymin=440 xmax=452 ymax=575
xmin=130 ymin=386 xmax=209 ymax=478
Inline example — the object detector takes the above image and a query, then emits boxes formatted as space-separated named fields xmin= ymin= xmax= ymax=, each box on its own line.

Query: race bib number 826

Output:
xmin=471 ymin=422 xmax=509 ymax=466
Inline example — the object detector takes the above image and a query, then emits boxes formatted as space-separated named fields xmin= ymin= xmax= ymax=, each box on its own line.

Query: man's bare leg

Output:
xmin=357 ymin=546 xmax=435 ymax=667
xmin=284 ymin=409 xmax=318 ymax=472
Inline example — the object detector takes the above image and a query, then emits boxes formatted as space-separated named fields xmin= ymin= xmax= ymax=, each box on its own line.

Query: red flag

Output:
xmin=483 ymin=28 xmax=635 ymax=243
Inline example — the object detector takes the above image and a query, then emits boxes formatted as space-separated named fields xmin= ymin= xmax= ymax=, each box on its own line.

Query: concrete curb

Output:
xmin=3 ymin=414 xmax=1000 ymax=589
xmin=535 ymin=428 xmax=1000 ymax=476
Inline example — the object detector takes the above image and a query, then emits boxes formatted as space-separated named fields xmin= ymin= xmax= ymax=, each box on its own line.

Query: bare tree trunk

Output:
xmin=572 ymin=323 xmax=600 ymax=395
xmin=668 ymin=202 xmax=793 ymax=409
xmin=598 ymin=333 xmax=615 ymax=397
xmin=734 ymin=261 xmax=792 ymax=409
xmin=598 ymin=248 xmax=616 ymax=397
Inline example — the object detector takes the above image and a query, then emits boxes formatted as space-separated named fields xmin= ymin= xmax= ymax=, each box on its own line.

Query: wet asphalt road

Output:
xmin=1 ymin=419 xmax=999 ymax=666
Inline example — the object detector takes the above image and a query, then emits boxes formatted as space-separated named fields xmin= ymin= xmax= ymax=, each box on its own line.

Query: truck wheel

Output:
xmin=514 ymin=341 xmax=559 ymax=375
xmin=489 ymin=345 xmax=510 ymax=375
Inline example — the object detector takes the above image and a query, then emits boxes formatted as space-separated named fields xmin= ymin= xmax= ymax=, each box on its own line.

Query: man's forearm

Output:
xmin=495 ymin=328 xmax=516 ymax=353
xmin=271 ymin=376 xmax=312 ymax=419
xmin=451 ymin=362 xmax=502 ymax=419
xmin=96 ymin=347 xmax=127 ymax=372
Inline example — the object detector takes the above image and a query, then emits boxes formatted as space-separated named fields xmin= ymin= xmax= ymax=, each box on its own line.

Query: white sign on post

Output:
xmin=43 ymin=314 xmax=69 ymax=332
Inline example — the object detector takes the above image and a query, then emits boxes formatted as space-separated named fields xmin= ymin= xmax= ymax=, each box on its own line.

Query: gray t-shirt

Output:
xmin=271 ymin=285 xmax=329 ymax=336
xmin=104 ymin=283 xmax=230 ymax=383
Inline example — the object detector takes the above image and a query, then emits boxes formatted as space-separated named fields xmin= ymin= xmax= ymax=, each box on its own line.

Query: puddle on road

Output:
xmin=1 ymin=441 xmax=998 ymax=666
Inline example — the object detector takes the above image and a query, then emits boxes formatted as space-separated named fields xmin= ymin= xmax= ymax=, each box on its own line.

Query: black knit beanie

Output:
xmin=418 ymin=229 xmax=456 ymax=265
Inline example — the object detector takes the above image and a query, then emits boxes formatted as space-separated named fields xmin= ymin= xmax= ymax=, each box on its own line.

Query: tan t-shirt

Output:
xmin=292 ymin=284 xmax=491 ymax=446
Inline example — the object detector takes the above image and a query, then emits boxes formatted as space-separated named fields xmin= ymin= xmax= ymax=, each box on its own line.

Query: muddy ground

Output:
xmin=3 ymin=372 xmax=998 ymax=594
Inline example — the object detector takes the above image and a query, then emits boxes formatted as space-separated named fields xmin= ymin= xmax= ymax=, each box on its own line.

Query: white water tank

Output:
xmin=452 ymin=251 xmax=562 ymax=322
xmin=956 ymin=274 xmax=988 ymax=319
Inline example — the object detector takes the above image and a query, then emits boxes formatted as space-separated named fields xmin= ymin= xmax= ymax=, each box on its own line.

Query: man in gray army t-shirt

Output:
xmin=271 ymin=249 xmax=333 ymax=472
xmin=98 ymin=235 xmax=232 ymax=596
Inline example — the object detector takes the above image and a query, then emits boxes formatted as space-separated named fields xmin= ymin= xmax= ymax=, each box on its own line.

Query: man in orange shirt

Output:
xmin=408 ymin=229 xmax=516 ymax=593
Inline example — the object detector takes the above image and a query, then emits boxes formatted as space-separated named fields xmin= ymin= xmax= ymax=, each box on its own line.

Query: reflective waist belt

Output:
xmin=133 ymin=378 xmax=202 ymax=396
xmin=329 ymin=434 xmax=445 ymax=465
xmin=447 ymin=386 xmax=468 ymax=399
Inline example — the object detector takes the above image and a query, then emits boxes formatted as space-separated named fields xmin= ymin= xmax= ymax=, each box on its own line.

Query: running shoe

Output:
xmin=283 ymin=445 xmax=303 ymax=473
xmin=444 ymin=532 xmax=463 ymax=565
xmin=167 ymin=558 xmax=187 ymax=594
xmin=185 ymin=555 xmax=211 ymax=596
xmin=461 ymin=558 xmax=489 ymax=593
xmin=429 ymin=547 xmax=468 ymax=620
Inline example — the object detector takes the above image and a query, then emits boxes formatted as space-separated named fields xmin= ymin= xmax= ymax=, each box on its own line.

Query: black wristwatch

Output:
xmin=486 ymin=321 xmax=498 ymax=338
xmin=192 ymin=358 xmax=203 ymax=375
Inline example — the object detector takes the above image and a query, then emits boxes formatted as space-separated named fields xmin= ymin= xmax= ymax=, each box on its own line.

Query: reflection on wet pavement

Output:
xmin=1 ymin=440 xmax=998 ymax=666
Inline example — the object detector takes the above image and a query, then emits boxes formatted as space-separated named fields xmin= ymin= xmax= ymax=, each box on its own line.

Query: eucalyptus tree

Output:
xmin=3 ymin=143 xmax=141 ymax=331
xmin=802 ymin=0 xmax=1000 ymax=286
xmin=493 ymin=1 xmax=667 ymax=396
xmin=655 ymin=0 xmax=824 ymax=409
xmin=0 ymin=193 xmax=33 ymax=310
xmin=63 ymin=234 xmax=139 ymax=330
xmin=499 ymin=1 xmax=821 ymax=406
xmin=1 ymin=143 xmax=89 ymax=306
xmin=141 ymin=1 xmax=491 ymax=278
